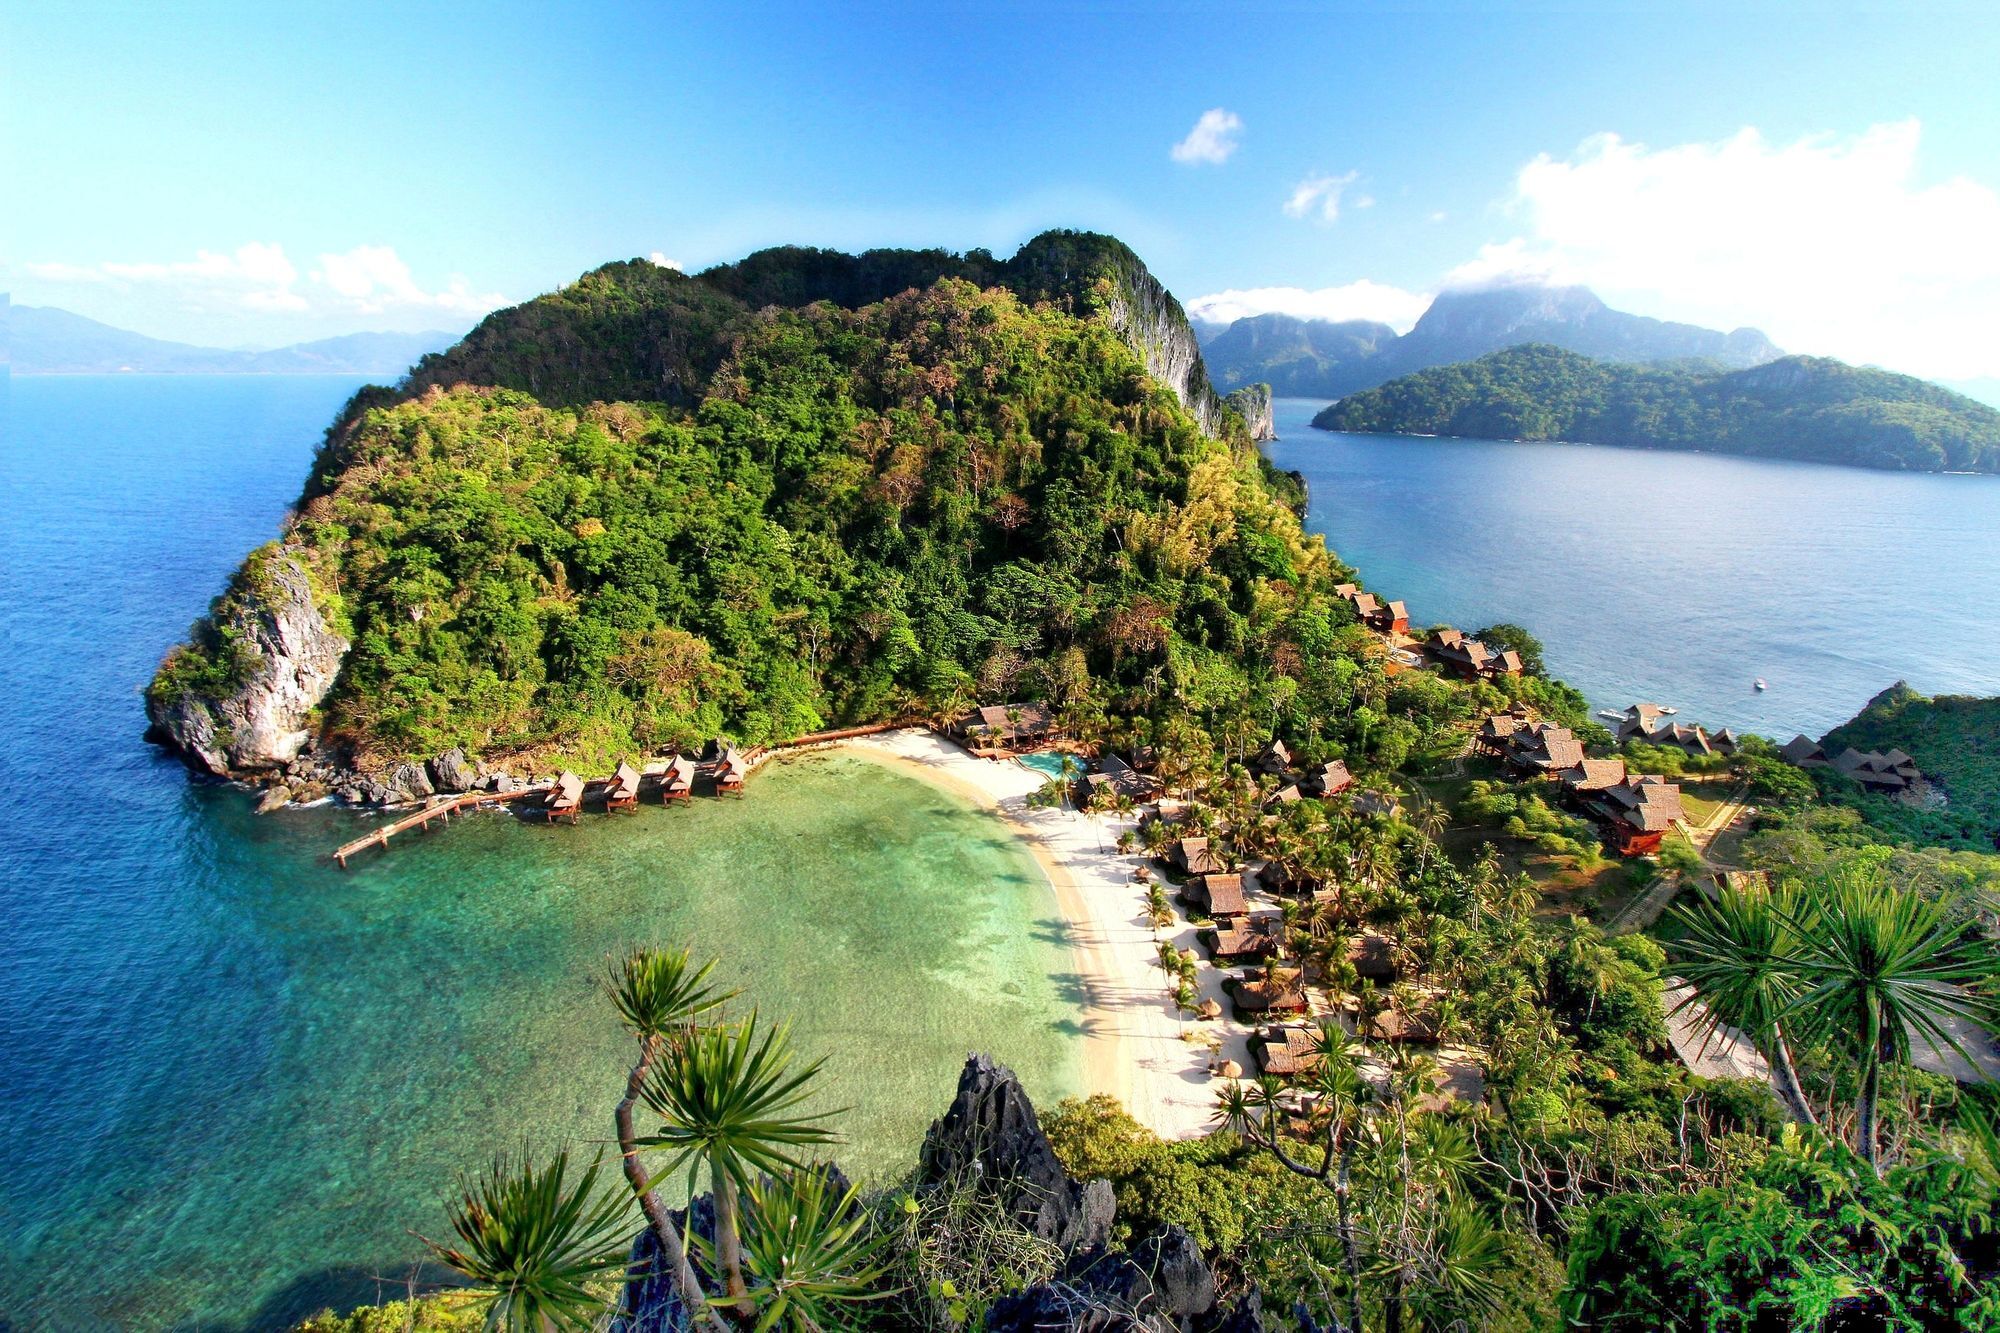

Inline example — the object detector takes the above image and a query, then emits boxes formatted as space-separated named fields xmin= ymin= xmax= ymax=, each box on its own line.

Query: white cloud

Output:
xmin=1427 ymin=211 xmax=1448 ymax=224
xmin=649 ymin=251 xmax=683 ymax=270
xmin=1171 ymin=108 xmax=1243 ymax=166
xmin=1283 ymin=171 xmax=1360 ymax=224
xmin=24 ymin=241 xmax=505 ymax=324
xmin=1186 ymin=279 xmax=1430 ymax=331
xmin=1450 ymin=120 xmax=2000 ymax=378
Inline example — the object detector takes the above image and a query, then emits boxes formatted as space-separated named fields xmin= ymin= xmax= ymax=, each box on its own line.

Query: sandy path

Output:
xmin=831 ymin=729 xmax=1250 ymax=1139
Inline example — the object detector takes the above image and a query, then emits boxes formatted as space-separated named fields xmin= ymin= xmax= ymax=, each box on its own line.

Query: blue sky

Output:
xmin=11 ymin=1 xmax=2000 ymax=386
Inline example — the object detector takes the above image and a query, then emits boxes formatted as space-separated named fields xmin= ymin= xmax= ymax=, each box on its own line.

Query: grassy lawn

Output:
xmin=1419 ymin=771 xmax=1644 ymax=922
xmin=1676 ymin=779 xmax=1734 ymax=827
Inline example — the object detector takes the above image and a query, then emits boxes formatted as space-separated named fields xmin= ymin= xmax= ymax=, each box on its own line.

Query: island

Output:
xmin=138 ymin=232 xmax=2000 ymax=1333
xmin=1311 ymin=343 xmax=2000 ymax=474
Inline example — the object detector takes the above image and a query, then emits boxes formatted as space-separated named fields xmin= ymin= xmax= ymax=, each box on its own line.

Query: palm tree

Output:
xmin=1666 ymin=882 xmax=1819 ymax=1126
xmin=641 ymin=1015 xmax=839 ymax=1307
xmin=606 ymin=949 xmax=736 ymax=1330
xmin=1780 ymin=870 xmax=1998 ymax=1170
xmin=423 ymin=1149 xmax=635 ymax=1332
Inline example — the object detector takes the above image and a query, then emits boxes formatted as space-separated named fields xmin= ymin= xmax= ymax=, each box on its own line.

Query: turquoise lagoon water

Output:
xmin=0 ymin=378 xmax=1082 ymax=1331
xmin=1266 ymin=398 xmax=2000 ymax=739
xmin=8 ymin=375 xmax=2000 ymax=1329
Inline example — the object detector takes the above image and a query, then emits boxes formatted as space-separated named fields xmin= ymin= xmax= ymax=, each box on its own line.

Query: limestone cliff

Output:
xmin=1225 ymin=384 xmax=1276 ymax=441
xmin=145 ymin=546 xmax=347 ymax=775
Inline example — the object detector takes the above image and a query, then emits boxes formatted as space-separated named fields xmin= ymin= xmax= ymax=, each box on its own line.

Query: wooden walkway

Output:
xmin=334 ymin=784 xmax=551 ymax=868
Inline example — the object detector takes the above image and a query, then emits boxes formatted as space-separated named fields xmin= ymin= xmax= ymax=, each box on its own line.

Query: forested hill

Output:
xmin=1822 ymin=682 xmax=2000 ymax=848
xmin=150 ymin=232 xmax=1388 ymax=782
xmin=1312 ymin=344 xmax=2000 ymax=473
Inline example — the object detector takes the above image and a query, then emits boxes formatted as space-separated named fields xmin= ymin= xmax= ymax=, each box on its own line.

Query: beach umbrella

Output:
xmin=1199 ymin=998 xmax=1223 ymax=1021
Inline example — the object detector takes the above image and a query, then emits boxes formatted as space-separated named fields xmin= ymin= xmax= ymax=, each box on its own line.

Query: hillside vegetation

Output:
xmin=1821 ymin=682 xmax=2000 ymax=848
xmin=1313 ymin=344 xmax=2000 ymax=473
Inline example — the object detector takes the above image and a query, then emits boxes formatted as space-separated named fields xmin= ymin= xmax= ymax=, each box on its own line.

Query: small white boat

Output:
xmin=1753 ymin=678 xmax=1768 ymax=692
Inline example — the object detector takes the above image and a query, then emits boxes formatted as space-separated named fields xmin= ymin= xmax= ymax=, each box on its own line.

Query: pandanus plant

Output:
xmin=639 ymin=1014 xmax=840 ymax=1313
xmin=422 ymin=1148 xmax=635 ymax=1333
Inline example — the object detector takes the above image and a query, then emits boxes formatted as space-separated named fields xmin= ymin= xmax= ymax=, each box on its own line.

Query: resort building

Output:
xmin=1226 ymin=971 xmax=1310 ymax=1018
xmin=1614 ymin=703 xmax=1670 ymax=741
xmin=1251 ymin=1024 xmax=1323 ymax=1077
xmin=1427 ymin=627 xmax=1523 ymax=680
xmin=1584 ymin=775 xmax=1685 ymax=856
xmin=1781 ymin=735 xmax=1830 ymax=767
xmin=1352 ymin=789 xmax=1402 ymax=820
xmin=1253 ymin=738 xmax=1293 ymax=775
xmin=1367 ymin=598 xmax=1410 ymax=636
xmin=1505 ymin=722 xmax=1586 ymax=776
xmin=963 ymin=701 xmax=1056 ymax=751
xmin=1202 ymin=912 xmax=1284 ymax=964
xmin=1168 ymin=836 xmax=1226 ymax=876
xmin=1831 ymin=747 xmax=1922 ymax=792
xmin=1080 ymin=752 xmax=1164 ymax=806
xmin=1647 ymin=722 xmax=1715 ymax=758
xmin=1560 ymin=756 xmax=1629 ymax=795
xmin=1301 ymin=759 xmax=1353 ymax=797
xmin=1475 ymin=710 xmax=1532 ymax=755
xmin=1182 ymin=871 xmax=1250 ymax=920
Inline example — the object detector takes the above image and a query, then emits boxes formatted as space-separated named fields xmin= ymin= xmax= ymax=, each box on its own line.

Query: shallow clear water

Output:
xmin=1266 ymin=398 xmax=2000 ymax=738
xmin=0 ymin=378 xmax=1082 ymax=1331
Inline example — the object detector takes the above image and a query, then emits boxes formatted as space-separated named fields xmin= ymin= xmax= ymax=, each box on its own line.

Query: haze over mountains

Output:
xmin=9 ymin=304 xmax=461 ymax=375
xmin=1196 ymin=283 xmax=1783 ymax=398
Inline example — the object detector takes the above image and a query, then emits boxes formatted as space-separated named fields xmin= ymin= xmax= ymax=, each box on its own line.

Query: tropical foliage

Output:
xmin=1314 ymin=344 xmax=2000 ymax=473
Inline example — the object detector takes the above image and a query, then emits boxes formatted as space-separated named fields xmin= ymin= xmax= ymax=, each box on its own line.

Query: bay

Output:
xmin=1265 ymin=397 xmax=2000 ymax=739
xmin=0 ymin=377 xmax=1082 ymax=1331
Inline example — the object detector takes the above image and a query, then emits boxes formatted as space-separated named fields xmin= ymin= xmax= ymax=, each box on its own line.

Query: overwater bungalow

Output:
xmin=1182 ymin=871 xmax=1249 ymax=920
xmin=606 ymin=761 xmax=641 ymax=811
xmin=1585 ymin=775 xmax=1684 ymax=856
xmin=1302 ymin=759 xmax=1353 ymax=798
xmin=715 ymin=747 xmax=749 ymax=795
xmin=1168 ymin=836 xmax=1226 ymax=877
xmin=545 ymin=771 xmax=584 ymax=824
xmin=660 ymin=754 xmax=697 ymax=802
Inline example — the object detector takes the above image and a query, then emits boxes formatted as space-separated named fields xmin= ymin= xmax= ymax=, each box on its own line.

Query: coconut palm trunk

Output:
xmin=711 ymin=1146 xmax=749 ymax=1305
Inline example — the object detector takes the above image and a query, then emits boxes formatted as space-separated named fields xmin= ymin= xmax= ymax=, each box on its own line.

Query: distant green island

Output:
xmin=1312 ymin=343 xmax=2000 ymax=474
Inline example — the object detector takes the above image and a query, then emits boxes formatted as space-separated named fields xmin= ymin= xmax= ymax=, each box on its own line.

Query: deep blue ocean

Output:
xmin=4 ymin=376 xmax=1998 ymax=1330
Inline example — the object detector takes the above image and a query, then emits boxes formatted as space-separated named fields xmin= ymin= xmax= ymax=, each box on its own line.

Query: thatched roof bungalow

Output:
xmin=1168 ymin=837 xmax=1226 ymax=877
xmin=1182 ymin=872 xmax=1249 ymax=920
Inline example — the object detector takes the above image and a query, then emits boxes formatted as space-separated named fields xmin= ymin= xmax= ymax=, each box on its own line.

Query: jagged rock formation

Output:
xmin=144 ymin=547 xmax=348 ymax=775
xmin=919 ymin=1053 xmax=1116 ymax=1253
xmin=1225 ymin=384 xmax=1275 ymax=441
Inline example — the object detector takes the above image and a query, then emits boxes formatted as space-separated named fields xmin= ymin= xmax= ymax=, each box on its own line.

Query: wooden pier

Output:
xmin=333 ymin=784 xmax=551 ymax=869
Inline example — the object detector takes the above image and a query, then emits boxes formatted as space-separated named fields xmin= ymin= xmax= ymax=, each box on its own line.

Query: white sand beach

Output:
xmin=835 ymin=729 xmax=1257 ymax=1140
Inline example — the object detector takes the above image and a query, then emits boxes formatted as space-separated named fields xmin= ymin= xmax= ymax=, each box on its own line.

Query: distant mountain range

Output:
xmin=9 ymin=304 xmax=459 ymax=375
xmin=1312 ymin=343 xmax=2000 ymax=474
xmin=1196 ymin=284 xmax=1783 ymax=398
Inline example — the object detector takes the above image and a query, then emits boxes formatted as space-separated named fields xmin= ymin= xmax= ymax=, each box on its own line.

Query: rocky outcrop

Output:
xmin=145 ymin=547 xmax=347 ymax=776
xmin=920 ymin=1053 xmax=1116 ymax=1253
xmin=429 ymin=748 xmax=477 ymax=793
xmin=1225 ymin=384 xmax=1276 ymax=442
